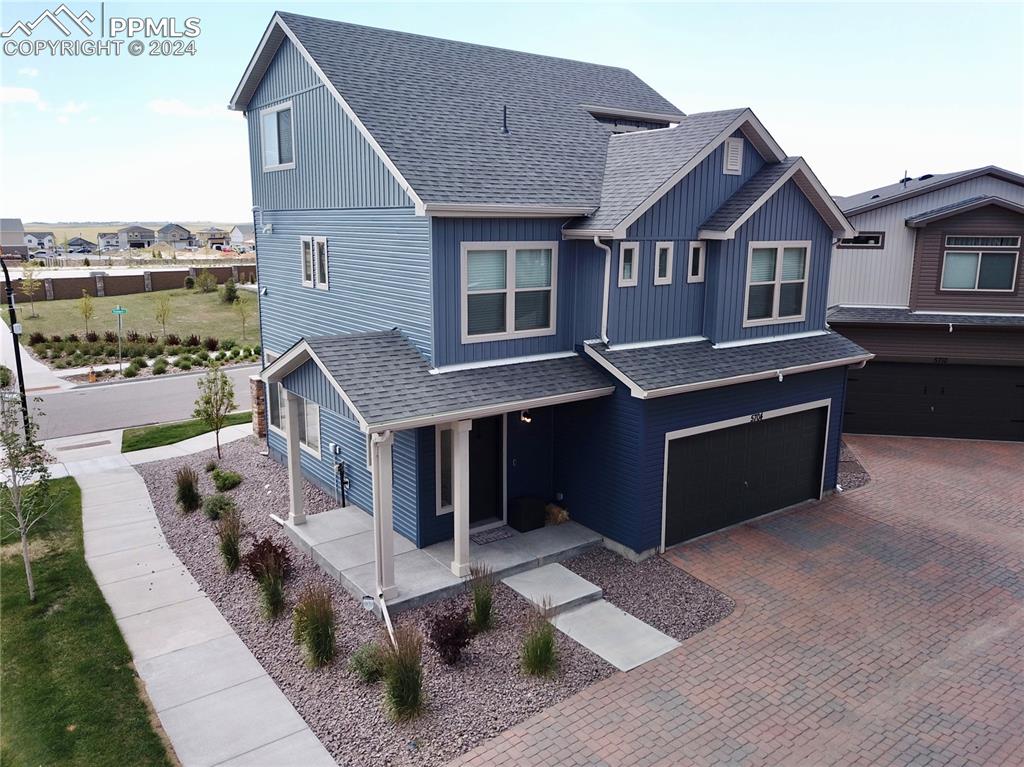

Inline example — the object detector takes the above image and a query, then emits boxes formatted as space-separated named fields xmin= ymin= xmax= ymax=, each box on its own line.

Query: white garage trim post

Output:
xmin=283 ymin=390 xmax=305 ymax=525
xmin=450 ymin=419 xmax=473 ymax=577
xmin=371 ymin=430 xmax=397 ymax=600
xmin=659 ymin=398 xmax=832 ymax=552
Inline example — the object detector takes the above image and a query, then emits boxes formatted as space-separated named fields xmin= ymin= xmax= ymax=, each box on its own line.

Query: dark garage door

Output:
xmin=664 ymin=407 xmax=828 ymax=547
xmin=844 ymin=363 xmax=1024 ymax=442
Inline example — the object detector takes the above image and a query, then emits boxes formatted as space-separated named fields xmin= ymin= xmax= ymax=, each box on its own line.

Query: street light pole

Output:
xmin=0 ymin=256 xmax=31 ymax=434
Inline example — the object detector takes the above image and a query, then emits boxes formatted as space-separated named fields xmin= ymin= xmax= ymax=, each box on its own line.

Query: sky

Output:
xmin=1 ymin=0 xmax=1022 ymax=223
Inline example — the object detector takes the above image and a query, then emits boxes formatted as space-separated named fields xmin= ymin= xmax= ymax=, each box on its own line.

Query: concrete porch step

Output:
xmin=502 ymin=564 xmax=603 ymax=616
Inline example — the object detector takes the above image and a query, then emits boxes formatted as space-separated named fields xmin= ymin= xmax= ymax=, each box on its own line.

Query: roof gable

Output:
xmin=837 ymin=166 xmax=1024 ymax=215
xmin=904 ymin=195 xmax=1024 ymax=227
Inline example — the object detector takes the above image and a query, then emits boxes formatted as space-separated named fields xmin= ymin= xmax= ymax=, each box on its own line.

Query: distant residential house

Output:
xmin=230 ymin=224 xmax=255 ymax=250
xmin=829 ymin=166 xmax=1024 ymax=441
xmin=67 ymin=236 xmax=96 ymax=253
xmin=98 ymin=232 xmax=119 ymax=251
xmin=25 ymin=231 xmax=55 ymax=251
xmin=197 ymin=226 xmax=229 ymax=248
xmin=118 ymin=225 xmax=156 ymax=249
xmin=157 ymin=222 xmax=195 ymax=250
xmin=0 ymin=218 xmax=28 ymax=258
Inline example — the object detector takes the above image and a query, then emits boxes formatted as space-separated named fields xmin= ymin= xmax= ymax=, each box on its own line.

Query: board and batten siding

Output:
xmin=257 ymin=208 xmax=431 ymax=359
xmin=704 ymin=180 xmax=834 ymax=343
xmin=909 ymin=205 xmax=1024 ymax=313
xmin=829 ymin=176 xmax=1024 ymax=307
xmin=246 ymin=37 xmax=411 ymax=211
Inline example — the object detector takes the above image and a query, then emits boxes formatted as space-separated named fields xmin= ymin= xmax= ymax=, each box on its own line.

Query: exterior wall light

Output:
xmin=519 ymin=410 xmax=532 ymax=424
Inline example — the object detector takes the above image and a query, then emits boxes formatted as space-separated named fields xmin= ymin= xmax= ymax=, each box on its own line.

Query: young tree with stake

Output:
xmin=193 ymin=367 xmax=236 ymax=459
xmin=78 ymin=290 xmax=95 ymax=335
xmin=19 ymin=263 xmax=40 ymax=319
xmin=234 ymin=292 xmax=253 ymax=340
xmin=155 ymin=293 xmax=172 ymax=338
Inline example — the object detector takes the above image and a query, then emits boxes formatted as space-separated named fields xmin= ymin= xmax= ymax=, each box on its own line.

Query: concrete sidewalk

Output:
xmin=63 ymin=435 xmax=335 ymax=767
xmin=0 ymin=317 xmax=73 ymax=393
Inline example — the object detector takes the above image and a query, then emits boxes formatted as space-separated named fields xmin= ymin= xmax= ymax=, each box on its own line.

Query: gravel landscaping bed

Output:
xmin=138 ymin=438 xmax=614 ymax=767
xmin=561 ymin=548 xmax=734 ymax=642
xmin=838 ymin=440 xmax=871 ymax=492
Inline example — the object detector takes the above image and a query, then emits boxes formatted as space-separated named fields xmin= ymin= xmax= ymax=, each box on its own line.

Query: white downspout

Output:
xmin=594 ymin=236 xmax=612 ymax=344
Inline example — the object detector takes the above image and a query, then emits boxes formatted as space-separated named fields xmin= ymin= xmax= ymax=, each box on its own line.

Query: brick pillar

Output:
xmin=91 ymin=272 xmax=105 ymax=297
xmin=231 ymin=265 xmax=239 ymax=281
xmin=43 ymin=278 xmax=54 ymax=301
xmin=143 ymin=271 xmax=152 ymax=292
xmin=250 ymin=374 xmax=267 ymax=438
xmin=188 ymin=266 xmax=197 ymax=279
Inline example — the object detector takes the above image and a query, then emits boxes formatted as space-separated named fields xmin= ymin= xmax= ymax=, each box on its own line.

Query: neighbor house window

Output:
xmin=654 ymin=242 xmax=674 ymax=286
xmin=723 ymin=137 xmax=743 ymax=175
xmin=618 ymin=242 xmax=638 ymax=287
xmin=436 ymin=426 xmax=453 ymax=515
xmin=838 ymin=232 xmax=885 ymax=248
xmin=945 ymin=235 xmax=1021 ymax=248
xmin=261 ymin=101 xmax=295 ymax=171
xmin=687 ymin=241 xmax=705 ymax=283
xmin=268 ymin=383 xmax=320 ymax=455
xmin=300 ymin=236 xmax=328 ymax=289
xmin=462 ymin=242 xmax=557 ymax=342
xmin=941 ymin=250 xmax=1018 ymax=291
xmin=744 ymin=241 xmax=810 ymax=325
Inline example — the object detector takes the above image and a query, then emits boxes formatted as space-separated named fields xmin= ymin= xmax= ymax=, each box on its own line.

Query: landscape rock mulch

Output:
xmin=838 ymin=440 xmax=871 ymax=492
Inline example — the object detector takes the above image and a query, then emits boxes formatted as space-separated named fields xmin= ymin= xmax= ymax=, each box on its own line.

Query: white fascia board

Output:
xmin=607 ymin=335 xmax=706 ymax=351
xmin=578 ymin=104 xmax=687 ymax=123
xmin=711 ymin=329 xmax=829 ymax=349
xmin=424 ymin=203 xmax=595 ymax=218
xmin=582 ymin=343 xmax=645 ymax=398
xmin=228 ymin=15 xmax=281 ymax=111
xmin=429 ymin=350 xmax=577 ymax=374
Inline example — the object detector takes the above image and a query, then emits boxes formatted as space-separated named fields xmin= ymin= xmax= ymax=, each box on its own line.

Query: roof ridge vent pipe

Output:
xmin=594 ymin=236 xmax=612 ymax=344
xmin=501 ymin=104 xmax=510 ymax=135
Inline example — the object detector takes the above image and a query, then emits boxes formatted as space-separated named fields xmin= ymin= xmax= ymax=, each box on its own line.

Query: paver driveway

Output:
xmin=454 ymin=436 xmax=1024 ymax=766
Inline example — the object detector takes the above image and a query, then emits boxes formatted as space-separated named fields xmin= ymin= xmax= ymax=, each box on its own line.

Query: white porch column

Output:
xmin=451 ymin=419 xmax=473 ymax=577
xmin=283 ymin=390 xmax=305 ymax=525
xmin=371 ymin=430 xmax=397 ymax=600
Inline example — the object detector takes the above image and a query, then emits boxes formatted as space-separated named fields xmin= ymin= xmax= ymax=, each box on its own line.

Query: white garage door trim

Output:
xmin=659 ymin=398 xmax=832 ymax=552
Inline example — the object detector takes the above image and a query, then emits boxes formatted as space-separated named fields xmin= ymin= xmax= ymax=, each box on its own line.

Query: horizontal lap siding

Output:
xmin=258 ymin=208 xmax=431 ymax=358
xmin=431 ymin=217 xmax=576 ymax=366
xmin=709 ymin=180 xmax=833 ymax=343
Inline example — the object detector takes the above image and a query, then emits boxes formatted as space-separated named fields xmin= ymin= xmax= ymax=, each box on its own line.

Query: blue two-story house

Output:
xmin=230 ymin=12 xmax=871 ymax=600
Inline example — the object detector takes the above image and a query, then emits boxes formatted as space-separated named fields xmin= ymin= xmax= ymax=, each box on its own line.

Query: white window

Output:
xmin=461 ymin=241 xmax=557 ymax=343
xmin=941 ymin=250 xmax=1018 ymax=291
xmin=654 ymin=242 xmax=674 ymax=286
xmin=723 ymin=137 xmax=743 ymax=175
xmin=945 ymin=235 xmax=1021 ymax=248
xmin=260 ymin=101 xmax=295 ymax=171
xmin=436 ymin=425 xmax=453 ymax=515
xmin=300 ymin=236 xmax=328 ymax=289
xmin=744 ymin=241 xmax=810 ymax=326
xmin=687 ymin=241 xmax=705 ymax=283
xmin=268 ymin=383 xmax=320 ymax=456
xmin=838 ymin=232 xmax=885 ymax=248
xmin=618 ymin=242 xmax=639 ymax=287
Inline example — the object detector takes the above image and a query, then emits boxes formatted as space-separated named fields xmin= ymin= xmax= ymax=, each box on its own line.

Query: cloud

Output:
xmin=18 ymin=67 xmax=40 ymax=77
xmin=147 ymin=99 xmax=230 ymax=118
xmin=56 ymin=115 xmax=69 ymax=124
xmin=1 ymin=85 xmax=47 ymax=110
xmin=56 ymin=100 xmax=88 ymax=114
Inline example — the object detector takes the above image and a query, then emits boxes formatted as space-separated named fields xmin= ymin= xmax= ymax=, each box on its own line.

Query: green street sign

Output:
xmin=111 ymin=306 xmax=127 ymax=315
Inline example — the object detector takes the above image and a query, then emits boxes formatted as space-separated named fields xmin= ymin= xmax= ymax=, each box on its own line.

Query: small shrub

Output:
xmin=195 ymin=350 xmax=210 ymax=362
xmin=28 ymin=331 xmax=46 ymax=345
xmin=0 ymin=365 xmax=11 ymax=389
xmin=83 ymin=257 xmax=91 ymax=267
xmin=203 ymin=493 xmax=235 ymax=521
xmin=293 ymin=584 xmax=336 ymax=667
xmin=50 ymin=334 xmax=63 ymax=343
xmin=122 ymin=365 xmax=139 ymax=378
xmin=244 ymin=537 xmax=291 ymax=618
xmin=85 ymin=330 xmax=99 ymax=342
xmin=103 ymin=330 xmax=118 ymax=343
xmin=212 ymin=468 xmax=242 ymax=491
xmin=65 ymin=332 xmax=80 ymax=343
xmin=349 ymin=642 xmax=385 ymax=684
xmin=253 ymin=344 xmax=261 ymax=356
xmin=426 ymin=608 xmax=472 ymax=665
xmin=195 ymin=269 xmax=217 ymax=293
xmin=183 ymin=275 xmax=195 ymax=290
xmin=177 ymin=359 xmax=192 ymax=371
xmin=467 ymin=562 xmax=494 ymax=633
xmin=145 ymin=333 xmax=158 ymax=344
xmin=125 ymin=329 xmax=141 ymax=343
xmin=382 ymin=625 xmax=424 ymax=721
xmin=145 ymin=345 xmax=160 ymax=358
xmin=521 ymin=600 xmax=557 ymax=677
xmin=202 ymin=336 xmax=219 ymax=352
xmin=152 ymin=362 xmax=167 ymax=375
xmin=165 ymin=332 xmax=181 ymax=346
xmin=131 ymin=356 xmax=148 ymax=368
xmin=216 ymin=506 xmax=243 ymax=572
xmin=204 ymin=460 xmax=217 ymax=473
xmin=175 ymin=466 xmax=201 ymax=513
xmin=220 ymin=338 xmax=237 ymax=351
xmin=221 ymin=279 xmax=238 ymax=304
xmin=185 ymin=333 xmax=200 ymax=348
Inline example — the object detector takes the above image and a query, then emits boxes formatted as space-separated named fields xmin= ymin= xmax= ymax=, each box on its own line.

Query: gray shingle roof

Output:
xmin=302 ymin=331 xmax=614 ymax=428
xmin=262 ymin=12 xmax=683 ymax=209
xmin=587 ymin=332 xmax=871 ymax=394
xmin=828 ymin=306 xmax=1024 ymax=328
xmin=26 ymin=231 xmax=55 ymax=239
xmin=566 ymin=109 xmax=748 ymax=232
xmin=904 ymin=195 xmax=1024 ymax=226
xmin=700 ymin=157 xmax=799 ymax=233
xmin=835 ymin=166 xmax=1024 ymax=214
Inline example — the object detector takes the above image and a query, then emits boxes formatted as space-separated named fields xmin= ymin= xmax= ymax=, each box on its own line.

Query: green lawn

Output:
xmin=0 ymin=478 xmax=173 ymax=767
xmin=3 ymin=287 xmax=260 ymax=346
xmin=121 ymin=411 xmax=253 ymax=453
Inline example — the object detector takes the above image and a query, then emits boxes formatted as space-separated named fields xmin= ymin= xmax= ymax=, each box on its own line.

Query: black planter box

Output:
xmin=508 ymin=496 xmax=545 ymax=533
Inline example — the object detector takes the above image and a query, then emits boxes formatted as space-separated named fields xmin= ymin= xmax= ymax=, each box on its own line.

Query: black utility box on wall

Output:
xmin=508 ymin=496 xmax=545 ymax=533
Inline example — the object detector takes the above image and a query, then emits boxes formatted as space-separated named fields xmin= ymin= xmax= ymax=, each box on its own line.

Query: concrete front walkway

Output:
xmin=62 ymin=433 xmax=335 ymax=767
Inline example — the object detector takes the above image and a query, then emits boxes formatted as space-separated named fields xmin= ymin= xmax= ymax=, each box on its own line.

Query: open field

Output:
xmin=3 ymin=287 xmax=260 ymax=345
xmin=0 ymin=479 xmax=173 ymax=767
xmin=24 ymin=222 xmax=244 ymax=244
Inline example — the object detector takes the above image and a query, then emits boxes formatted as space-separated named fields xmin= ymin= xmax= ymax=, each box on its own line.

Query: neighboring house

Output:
xmin=98 ymin=232 xmax=119 ymax=251
xmin=157 ymin=222 xmax=195 ymax=250
xmin=66 ymin=236 xmax=96 ymax=253
xmin=197 ymin=226 xmax=230 ymax=248
xmin=231 ymin=12 xmax=869 ymax=599
xmin=0 ymin=218 xmax=28 ymax=258
xmin=230 ymin=224 xmax=255 ymax=250
xmin=24 ymin=231 xmax=55 ymax=251
xmin=829 ymin=167 xmax=1024 ymax=442
xmin=118 ymin=225 xmax=155 ymax=249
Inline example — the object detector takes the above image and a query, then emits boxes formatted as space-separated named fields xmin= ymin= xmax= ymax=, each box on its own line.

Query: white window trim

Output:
xmin=267 ymin=383 xmax=321 ymax=459
xmin=460 ymin=241 xmax=559 ymax=344
xmin=435 ymin=424 xmax=453 ymax=516
xmin=260 ymin=100 xmax=295 ymax=172
xmin=654 ymin=241 xmax=674 ymax=286
xmin=723 ymin=136 xmax=743 ymax=176
xmin=742 ymin=240 xmax=811 ymax=328
xmin=687 ymin=241 xmax=705 ymax=284
xmin=837 ymin=231 xmax=885 ymax=248
xmin=618 ymin=241 xmax=639 ymax=287
xmin=313 ymin=236 xmax=329 ymax=291
xmin=300 ymin=236 xmax=314 ymax=288
xmin=939 ymin=250 xmax=1019 ymax=293
xmin=944 ymin=234 xmax=1021 ymax=248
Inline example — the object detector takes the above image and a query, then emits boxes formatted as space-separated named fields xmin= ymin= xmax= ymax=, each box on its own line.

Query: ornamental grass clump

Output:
xmin=521 ymin=598 xmax=558 ymax=677
xmin=467 ymin=562 xmax=494 ymax=633
xmin=244 ymin=536 xmax=291 ymax=618
xmin=381 ymin=624 xmax=424 ymax=721
xmin=349 ymin=641 xmax=386 ymax=684
xmin=203 ymin=493 xmax=235 ymax=521
xmin=216 ymin=506 xmax=243 ymax=572
xmin=292 ymin=584 xmax=336 ymax=667
xmin=426 ymin=608 xmax=472 ymax=665
xmin=174 ymin=466 xmax=201 ymax=513
xmin=212 ymin=468 xmax=242 ymax=492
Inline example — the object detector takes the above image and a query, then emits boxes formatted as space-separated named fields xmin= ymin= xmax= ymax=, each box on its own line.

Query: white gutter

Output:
xmin=594 ymin=236 xmax=612 ymax=344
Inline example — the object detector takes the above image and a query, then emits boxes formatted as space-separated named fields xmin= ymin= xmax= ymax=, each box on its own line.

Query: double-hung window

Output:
xmin=300 ymin=236 xmax=328 ymax=289
xmin=618 ymin=242 xmax=639 ymax=287
xmin=941 ymin=248 xmax=1018 ymax=291
xmin=462 ymin=242 xmax=557 ymax=342
xmin=654 ymin=242 xmax=674 ymax=286
xmin=268 ymin=383 xmax=320 ymax=456
xmin=744 ymin=241 xmax=810 ymax=325
xmin=260 ymin=101 xmax=294 ymax=171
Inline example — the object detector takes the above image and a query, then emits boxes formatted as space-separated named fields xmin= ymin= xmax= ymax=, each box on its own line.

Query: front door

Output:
xmin=469 ymin=415 xmax=502 ymax=525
